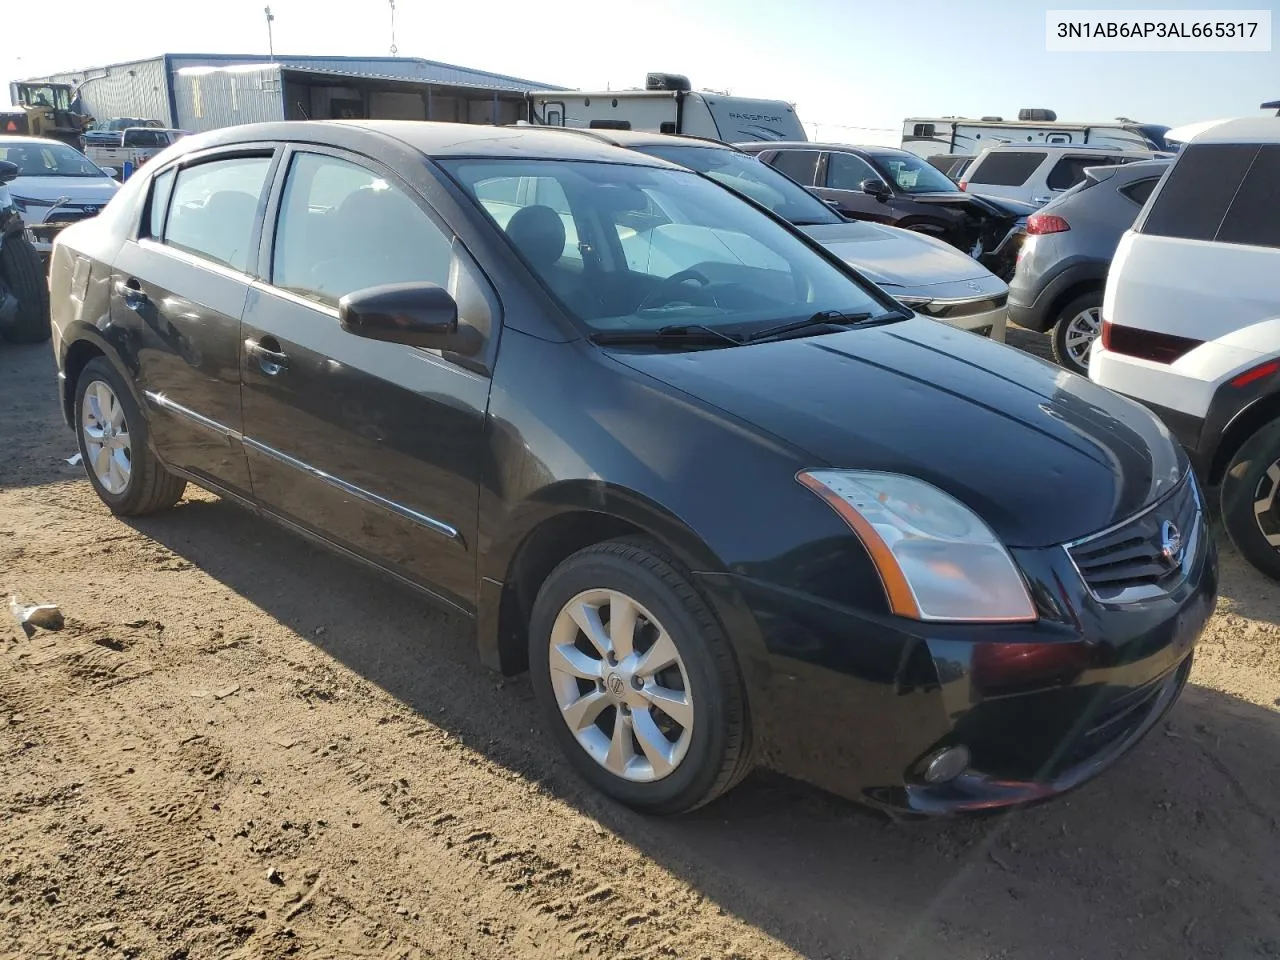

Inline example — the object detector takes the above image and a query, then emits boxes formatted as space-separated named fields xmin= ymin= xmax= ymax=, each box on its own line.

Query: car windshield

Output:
xmin=869 ymin=152 xmax=961 ymax=194
xmin=442 ymin=158 xmax=891 ymax=339
xmin=0 ymin=142 xmax=105 ymax=178
xmin=636 ymin=145 xmax=842 ymax=227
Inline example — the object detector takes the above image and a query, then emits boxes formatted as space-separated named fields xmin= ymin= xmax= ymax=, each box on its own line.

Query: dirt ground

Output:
xmin=2 ymin=332 xmax=1278 ymax=960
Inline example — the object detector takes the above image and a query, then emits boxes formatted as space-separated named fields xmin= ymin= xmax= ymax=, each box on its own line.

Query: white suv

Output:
xmin=1089 ymin=117 xmax=1280 ymax=579
xmin=961 ymin=144 xmax=1165 ymax=206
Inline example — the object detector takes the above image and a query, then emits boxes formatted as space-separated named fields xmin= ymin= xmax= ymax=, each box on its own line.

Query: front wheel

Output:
xmin=1051 ymin=293 xmax=1102 ymax=376
xmin=0 ymin=233 xmax=50 ymax=344
xmin=1221 ymin=419 xmax=1280 ymax=581
xmin=529 ymin=539 xmax=753 ymax=814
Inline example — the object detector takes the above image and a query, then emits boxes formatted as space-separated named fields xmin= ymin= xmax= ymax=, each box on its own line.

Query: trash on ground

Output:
xmin=8 ymin=596 xmax=66 ymax=637
xmin=65 ymin=452 xmax=82 ymax=466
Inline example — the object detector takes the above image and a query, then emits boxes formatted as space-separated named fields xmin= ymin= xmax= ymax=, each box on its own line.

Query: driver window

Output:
xmin=271 ymin=152 xmax=453 ymax=307
xmin=825 ymin=152 xmax=880 ymax=190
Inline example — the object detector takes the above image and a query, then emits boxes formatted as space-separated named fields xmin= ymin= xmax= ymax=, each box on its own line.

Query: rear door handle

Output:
xmin=1032 ymin=196 xmax=1053 ymax=204
xmin=113 ymin=278 xmax=148 ymax=309
xmin=245 ymin=337 xmax=289 ymax=375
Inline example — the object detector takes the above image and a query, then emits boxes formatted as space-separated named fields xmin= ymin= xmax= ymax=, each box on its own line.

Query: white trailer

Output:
xmin=901 ymin=110 xmax=1174 ymax=160
xmin=528 ymin=73 xmax=806 ymax=143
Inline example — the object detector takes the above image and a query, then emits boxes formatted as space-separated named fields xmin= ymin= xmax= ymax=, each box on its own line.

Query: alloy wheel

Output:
xmin=1063 ymin=306 xmax=1101 ymax=370
xmin=1253 ymin=460 xmax=1280 ymax=549
xmin=547 ymin=589 xmax=694 ymax=782
xmin=81 ymin=380 xmax=132 ymax=495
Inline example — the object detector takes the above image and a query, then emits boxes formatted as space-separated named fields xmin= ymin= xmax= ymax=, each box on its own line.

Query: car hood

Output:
xmin=609 ymin=317 xmax=1184 ymax=547
xmin=800 ymin=221 xmax=994 ymax=290
xmin=11 ymin=176 xmax=119 ymax=206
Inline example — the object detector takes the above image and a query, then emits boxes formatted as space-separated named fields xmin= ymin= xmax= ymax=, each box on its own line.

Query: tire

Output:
xmin=0 ymin=233 xmax=50 ymax=344
xmin=74 ymin=357 xmax=186 ymax=516
xmin=1050 ymin=293 xmax=1102 ymax=376
xmin=529 ymin=538 xmax=754 ymax=814
xmin=1220 ymin=418 xmax=1280 ymax=581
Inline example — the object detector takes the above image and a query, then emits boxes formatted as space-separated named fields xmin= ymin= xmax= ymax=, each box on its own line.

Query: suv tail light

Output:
xmin=1231 ymin=359 xmax=1280 ymax=388
xmin=1101 ymin=319 xmax=1201 ymax=364
xmin=1026 ymin=213 xmax=1070 ymax=235
xmin=958 ymin=180 xmax=968 ymax=191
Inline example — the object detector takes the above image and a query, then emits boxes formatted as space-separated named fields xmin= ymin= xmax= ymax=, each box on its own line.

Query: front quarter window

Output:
xmin=441 ymin=158 xmax=892 ymax=341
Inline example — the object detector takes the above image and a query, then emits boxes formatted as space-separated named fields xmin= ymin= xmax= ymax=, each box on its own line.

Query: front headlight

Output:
xmin=798 ymin=470 xmax=1036 ymax=622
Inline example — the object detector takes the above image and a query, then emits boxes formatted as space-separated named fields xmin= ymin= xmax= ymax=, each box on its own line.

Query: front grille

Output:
xmin=1066 ymin=472 xmax=1202 ymax=603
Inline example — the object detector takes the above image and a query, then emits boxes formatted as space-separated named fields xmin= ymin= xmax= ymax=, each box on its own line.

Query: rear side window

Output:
xmin=768 ymin=150 xmax=821 ymax=186
xmin=1046 ymin=156 xmax=1104 ymax=191
xmin=163 ymin=155 xmax=272 ymax=272
xmin=1140 ymin=143 xmax=1258 ymax=241
xmin=967 ymin=151 xmax=1045 ymax=186
xmin=1120 ymin=176 xmax=1159 ymax=206
xmin=1216 ymin=144 xmax=1280 ymax=249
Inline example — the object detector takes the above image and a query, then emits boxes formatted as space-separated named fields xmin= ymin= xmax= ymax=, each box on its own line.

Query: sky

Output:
xmin=3 ymin=0 xmax=1275 ymax=146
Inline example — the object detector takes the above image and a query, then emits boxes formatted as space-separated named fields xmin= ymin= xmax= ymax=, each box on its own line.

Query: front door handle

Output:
xmin=113 ymin=278 xmax=148 ymax=310
xmin=245 ymin=337 xmax=289 ymax=375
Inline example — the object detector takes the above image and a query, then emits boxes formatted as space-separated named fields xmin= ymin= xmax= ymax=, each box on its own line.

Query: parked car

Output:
xmin=49 ymin=120 xmax=1216 ymax=816
xmin=0 ymin=159 xmax=49 ymax=343
xmin=85 ymin=127 xmax=188 ymax=180
xmin=736 ymin=141 xmax=1034 ymax=280
xmin=1090 ymin=117 xmax=1280 ymax=581
xmin=960 ymin=143 xmax=1167 ymax=207
xmin=0 ymin=136 xmax=119 ymax=264
xmin=548 ymin=129 xmax=1008 ymax=340
xmin=82 ymin=117 xmax=165 ymax=148
xmin=1009 ymin=159 xmax=1170 ymax=374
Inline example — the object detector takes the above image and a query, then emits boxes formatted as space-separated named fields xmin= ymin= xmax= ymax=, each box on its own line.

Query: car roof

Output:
xmin=1184 ymin=117 xmax=1280 ymax=145
xmin=167 ymin=120 xmax=679 ymax=166
xmin=0 ymin=135 xmax=74 ymax=148
xmin=536 ymin=127 xmax=737 ymax=151
xmin=981 ymin=143 xmax=1155 ymax=154
xmin=735 ymin=141 xmax=895 ymax=154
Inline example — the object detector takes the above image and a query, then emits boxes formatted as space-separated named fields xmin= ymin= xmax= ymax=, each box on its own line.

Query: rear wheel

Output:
xmin=0 ymin=233 xmax=50 ymax=344
xmin=529 ymin=539 xmax=753 ymax=814
xmin=1221 ymin=419 xmax=1280 ymax=581
xmin=74 ymin=357 xmax=186 ymax=516
xmin=1051 ymin=293 xmax=1102 ymax=376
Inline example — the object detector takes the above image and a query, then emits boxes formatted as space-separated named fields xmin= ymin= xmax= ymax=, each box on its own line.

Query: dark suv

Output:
xmin=736 ymin=142 xmax=1035 ymax=279
xmin=1008 ymin=159 xmax=1170 ymax=375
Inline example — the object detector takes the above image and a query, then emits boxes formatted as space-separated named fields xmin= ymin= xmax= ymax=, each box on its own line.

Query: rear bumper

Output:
xmin=694 ymin=492 xmax=1218 ymax=816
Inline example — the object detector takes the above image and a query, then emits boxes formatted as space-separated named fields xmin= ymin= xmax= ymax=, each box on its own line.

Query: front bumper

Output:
xmin=694 ymin=483 xmax=1218 ymax=816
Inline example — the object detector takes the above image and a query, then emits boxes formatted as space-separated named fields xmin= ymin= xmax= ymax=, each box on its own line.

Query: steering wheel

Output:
xmin=637 ymin=269 xmax=712 ymax=312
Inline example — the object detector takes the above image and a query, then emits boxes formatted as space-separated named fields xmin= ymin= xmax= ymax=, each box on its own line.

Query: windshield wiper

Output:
xmin=590 ymin=323 xmax=744 ymax=347
xmin=743 ymin=309 xmax=904 ymax=343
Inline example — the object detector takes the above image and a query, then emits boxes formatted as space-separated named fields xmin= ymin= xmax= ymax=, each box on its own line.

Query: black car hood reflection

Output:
xmin=608 ymin=317 xmax=1185 ymax=548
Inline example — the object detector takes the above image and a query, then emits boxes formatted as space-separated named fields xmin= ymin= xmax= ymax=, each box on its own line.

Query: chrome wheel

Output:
xmin=547 ymin=589 xmax=694 ymax=783
xmin=81 ymin=380 xmax=132 ymax=495
xmin=1063 ymin=306 xmax=1101 ymax=370
xmin=1253 ymin=460 xmax=1280 ymax=548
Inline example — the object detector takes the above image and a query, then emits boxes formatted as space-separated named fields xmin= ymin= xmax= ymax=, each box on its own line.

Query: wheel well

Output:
xmin=1046 ymin=279 xmax=1104 ymax=330
xmin=1209 ymin=394 xmax=1280 ymax=487
xmin=494 ymin=511 xmax=646 ymax=674
xmin=897 ymin=218 xmax=948 ymax=235
xmin=62 ymin=340 xmax=105 ymax=425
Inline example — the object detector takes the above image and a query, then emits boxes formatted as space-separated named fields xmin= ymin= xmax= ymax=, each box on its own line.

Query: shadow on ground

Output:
xmin=125 ymin=496 xmax=1280 ymax=960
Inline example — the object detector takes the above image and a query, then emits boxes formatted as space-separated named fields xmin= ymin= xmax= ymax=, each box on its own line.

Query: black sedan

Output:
xmin=736 ymin=141 xmax=1036 ymax=280
xmin=46 ymin=120 xmax=1216 ymax=816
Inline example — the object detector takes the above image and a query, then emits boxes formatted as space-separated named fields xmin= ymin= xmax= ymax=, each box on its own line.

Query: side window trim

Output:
xmin=147 ymin=145 xmax=281 ymax=278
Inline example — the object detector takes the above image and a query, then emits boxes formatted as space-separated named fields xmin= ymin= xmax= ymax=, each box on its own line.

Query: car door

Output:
xmin=812 ymin=150 xmax=893 ymax=223
xmin=109 ymin=147 xmax=279 ymax=497
xmin=239 ymin=145 xmax=497 ymax=611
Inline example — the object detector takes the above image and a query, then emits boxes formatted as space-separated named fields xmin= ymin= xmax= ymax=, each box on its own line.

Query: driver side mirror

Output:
xmin=860 ymin=178 xmax=892 ymax=201
xmin=101 ymin=166 xmax=121 ymax=181
xmin=0 ymin=160 xmax=17 ymax=184
xmin=339 ymin=282 xmax=480 ymax=354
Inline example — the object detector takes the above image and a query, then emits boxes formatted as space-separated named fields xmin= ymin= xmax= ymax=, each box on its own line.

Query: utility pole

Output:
xmin=264 ymin=6 xmax=276 ymax=60
xmin=389 ymin=0 xmax=398 ymax=55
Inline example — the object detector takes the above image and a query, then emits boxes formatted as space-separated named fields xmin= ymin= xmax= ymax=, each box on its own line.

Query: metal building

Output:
xmin=25 ymin=53 xmax=566 ymax=130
